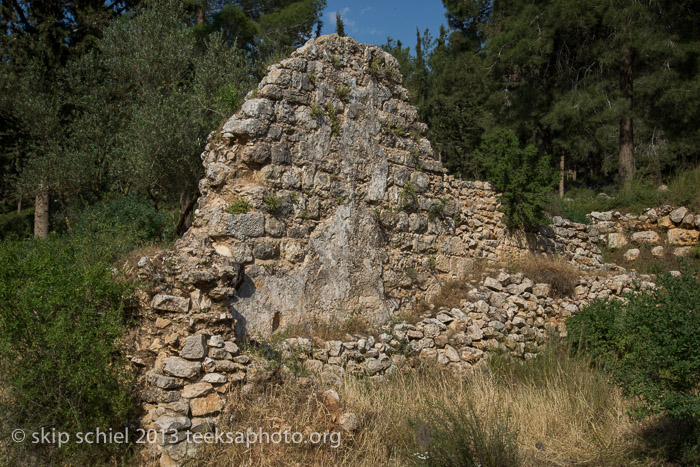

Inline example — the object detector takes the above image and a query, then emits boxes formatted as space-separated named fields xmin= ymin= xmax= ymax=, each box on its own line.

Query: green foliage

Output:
xmin=428 ymin=201 xmax=445 ymax=221
xmin=548 ymin=165 xmax=700 ymax=223
xmin=335 ymin=12 xmax=345 ymax=37
xmin=400 ymin=181 xmax=418 ymax=211
xmin=310 ymin=102 xmax=323 ymax=119
xmin=217 ymin=82 xmax=244 ymax=113
xmin=391 ymin=125 xmax=407 ymax=137
xmin=335 ymin=85 xmax=350 ymax=103
xmin=306 ymin=73 xmax=316 ymax=86
xmin=667 ymin=166 xmax=700 ymax=210
xmin=75 ymin=195 xmax=170 ymax=247
xmin=476 ymin=129 xmax=558 ymax=229
xmin=191 ymin=3 xmax=259 ymax=53
xmin=380 ymin=38 xmax=414 ymax=87
xmin=1 ymin=0 xmax=254 ymax=236
xmin=0 ymin=208 xmax=34 ymax=240
xmin=255 ymin=0 xmax=326 ymax=64
xmin=691 ymin=243 xmax=700 ymax=259
xmin=325 ymin=103 xmax=341 ymax=136
xmin=0 ymin=236 xmax=134 ymax=461
xmin=405 ymin=267 xmax=418 ymax=281
xmin=373 ymin=207 xmax=382 ymax=224
xmin=567 ymin=266 xmax=700 ymax=424
xmin=226 ymin=198 xmax=250 ymax=214
xmin=80 ymin=1 xmax=252 ymax=203
xmin=330 ymin=55 xmax=341 ymax=68
xmin=369 ymin=58 xmax=399 ymax=82
xmin=264 ymin=195 xmax=282 ymax=214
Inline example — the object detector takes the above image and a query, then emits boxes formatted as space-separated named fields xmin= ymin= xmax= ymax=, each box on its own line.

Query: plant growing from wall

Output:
xmin=310 ymin=102 xmax=323 ymax=119
xmin=306 ymin=73 xmax=316 ymax=86
xmin=226 ymin=198 xmax=250 ymax=214
xmin=264 ymin=195 xmax=281 ymax=214
xmin=427 ymin=255 xmax=437 ymax=271
xmin=400 ymin=181 xmax=418 ymax=211
xmin=369 ymin=58 xmax=399 ymax=82
xmin=428 ymin=200 xmax=445 ymax=221
xmin=326 ymin=103 xmax=341 ymax=136
xmin=335 ymin=85 xmax=350 ymax=103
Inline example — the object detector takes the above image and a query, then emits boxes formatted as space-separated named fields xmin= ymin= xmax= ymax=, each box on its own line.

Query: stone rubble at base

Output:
xmin=125 ymin=34 xmax=693 ymax=466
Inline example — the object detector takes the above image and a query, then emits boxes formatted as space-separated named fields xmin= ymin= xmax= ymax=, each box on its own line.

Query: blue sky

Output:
xmin=320 ymin=1 xmax=448 ymax=52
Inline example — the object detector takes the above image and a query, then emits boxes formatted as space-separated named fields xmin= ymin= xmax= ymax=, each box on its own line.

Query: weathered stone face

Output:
xmin=147 ymin=35 xmax=601 ymax=338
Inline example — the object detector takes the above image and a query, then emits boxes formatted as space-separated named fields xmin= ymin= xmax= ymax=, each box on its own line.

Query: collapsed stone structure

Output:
xmin=142 ymin=34 xmax=604 ymax=341
xmin=128 ymin=35 xmax=650 ymax=465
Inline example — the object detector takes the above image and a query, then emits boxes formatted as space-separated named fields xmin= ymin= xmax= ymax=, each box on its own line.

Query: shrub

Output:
xmin=548 ymin=166 xmax=700 ymax=224
xmin=475 ymin=129 xmax=558 ymax=230
xmin=400 ymin=181 xmax=418 ymax=211
xmin=428 ymin=201 xmax=444 ymax=221
xmin=0 ymin=207 xmax=34 ymax=240
xmin=0 ymin=235 xmax=134 ymax=462
xmin=410 ymin=398 xmax=520 ymax=467
xmin=75 ymin=195 xmax=170 ymax=245
xmin=325 ymin=103 xmax=341 ymax=136
xmin=264 ymin=195 xmax=281 ymax=214
xmin=335 ymin=85 xmax=349 ymax=103
xmin=567 ymin=265 xmax=700 ymax=460
xmin=613 ymin=179 xmax=664 ymax=212
xmin=310 ymin=102 xmax=323 ymax=119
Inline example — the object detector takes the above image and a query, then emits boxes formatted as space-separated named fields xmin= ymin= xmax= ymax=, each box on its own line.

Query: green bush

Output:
xmin=74 ymin=195 xmax=170 ymax=257
xmin=567 ymin=265 xmax=700 ymax=459
xmin=0 ymin=208 xmax=34 ymax=240
xmin=264 ymin=195 xmax=281 ymax=214
xmin=476 ymin=129 xmax=558 ymax=230
xmin=0 ymin=235 xmax=135 ymax=461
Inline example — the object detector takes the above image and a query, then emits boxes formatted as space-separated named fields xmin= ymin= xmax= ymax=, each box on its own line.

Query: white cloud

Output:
xmin=360 ymin=6 xmax=372 ymax=14
xmin=327 ymin=7 xmax=355 ymax=28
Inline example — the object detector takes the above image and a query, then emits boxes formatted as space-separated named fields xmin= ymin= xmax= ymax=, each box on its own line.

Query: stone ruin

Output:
xmin=138 ymin=34 xmax=604 ymax=340
xmin=128 ymin=35 xmax=621 ymax=465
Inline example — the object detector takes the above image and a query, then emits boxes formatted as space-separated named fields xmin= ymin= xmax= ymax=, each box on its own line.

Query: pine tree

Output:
xmin=335 ymin=11 xmax=345 ymax=36
xmin=421 ymin=3 xmax=493 ymax=178
xmin=485 ymin=0 xmax=700 ymax=186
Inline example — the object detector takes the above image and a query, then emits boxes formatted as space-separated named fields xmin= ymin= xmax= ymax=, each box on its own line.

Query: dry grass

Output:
xmin=114 ymin=244 xmax=165 ymax=283
xmin=422 ymin=278 xmax=474 ymax=312
xmin=511 ymin=254 xmax=581 ymax=298
xmin=417 ymin=259 xmax=495 ymax=314
xmin=195 ymin=340 xmax=664 ymax=467
xmin=273 ymin=312 xmax=371 ymax=342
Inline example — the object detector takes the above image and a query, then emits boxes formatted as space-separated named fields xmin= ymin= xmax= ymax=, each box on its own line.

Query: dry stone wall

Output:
xmin=130 ymin=261 xmax=652 ymax=465
xmin=159 ymin=34 xmax=603 ymax=340
xmin=590 ymin=205 xmax=700 ymax=261
xmin=127 ymin=35 xmax=677 ymax=466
